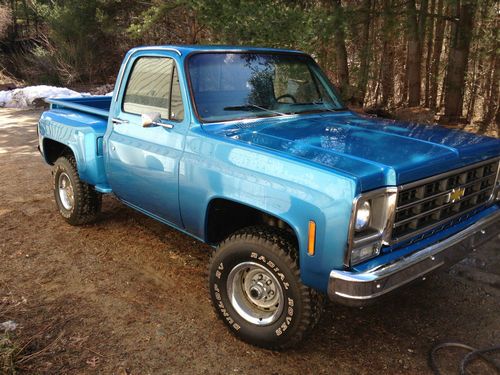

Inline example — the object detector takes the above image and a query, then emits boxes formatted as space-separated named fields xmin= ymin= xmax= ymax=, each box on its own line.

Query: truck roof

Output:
xmin=129 ymin=45 xmax=306 ymax=56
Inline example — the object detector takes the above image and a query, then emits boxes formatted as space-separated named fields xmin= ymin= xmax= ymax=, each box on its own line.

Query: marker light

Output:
xmin=308 ymin=220 xmax=316 ymax=256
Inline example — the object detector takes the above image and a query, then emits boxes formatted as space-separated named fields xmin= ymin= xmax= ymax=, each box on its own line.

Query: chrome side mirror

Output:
xmin=141 ymin=112 xmax=162 ymax=127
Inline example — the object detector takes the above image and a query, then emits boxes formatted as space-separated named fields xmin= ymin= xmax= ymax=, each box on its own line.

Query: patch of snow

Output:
xmin=0 ymin=85 xmax=87 ymax=109
xmin=105 ymin=91 xmax=114 ymax=96
xmin=1 ymin=320 xmax=17 ymax=332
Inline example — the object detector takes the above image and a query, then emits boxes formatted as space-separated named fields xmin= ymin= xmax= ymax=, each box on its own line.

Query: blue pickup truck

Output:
xmin=38 ymin=45 xmax=500 ymax=349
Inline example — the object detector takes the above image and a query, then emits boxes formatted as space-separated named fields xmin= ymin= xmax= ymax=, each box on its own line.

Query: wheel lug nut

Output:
xmin=266 ymin=280 xmax=272 ymax=285
xmin=258 ymin=274 xmax=263 ymax=280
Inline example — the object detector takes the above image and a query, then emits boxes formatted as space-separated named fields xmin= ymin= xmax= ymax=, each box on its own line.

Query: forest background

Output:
xmin=0 ymin=0 xmax=498 ymax=133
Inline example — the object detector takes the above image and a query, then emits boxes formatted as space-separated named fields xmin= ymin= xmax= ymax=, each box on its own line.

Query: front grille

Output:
xmin=392 ymin=159 xmax=499 ymax=242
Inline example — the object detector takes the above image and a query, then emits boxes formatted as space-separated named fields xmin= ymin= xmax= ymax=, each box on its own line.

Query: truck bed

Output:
xmin=46 ymin=96 xmax=111 ymax=118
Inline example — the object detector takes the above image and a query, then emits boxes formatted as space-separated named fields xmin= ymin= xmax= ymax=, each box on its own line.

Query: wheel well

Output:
xmin=206 ymin=199 xmax=298 ymax=247
xmin=43 ymin=138 xmax=73 ymax=164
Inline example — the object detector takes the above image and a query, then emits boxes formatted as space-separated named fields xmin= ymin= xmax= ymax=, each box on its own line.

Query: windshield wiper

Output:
xmin=312 ymin=100 xmax=347 ymax=112
xmin=292 ymin=101 xmax=347 ymax=114
xmin=224 ymin=104 xmax=286 ymax=116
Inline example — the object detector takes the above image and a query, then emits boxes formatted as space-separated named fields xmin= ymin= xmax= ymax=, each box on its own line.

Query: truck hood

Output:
xmin=211 ymin=111 xmax=500 ymax=191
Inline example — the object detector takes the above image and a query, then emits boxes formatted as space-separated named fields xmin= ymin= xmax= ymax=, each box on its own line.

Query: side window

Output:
xmin=123 ymin=57 xmax=184 ymax=122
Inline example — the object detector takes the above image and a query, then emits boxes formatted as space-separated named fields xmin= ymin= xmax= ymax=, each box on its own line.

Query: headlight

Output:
xmin=355 ymin=200 xmax=371 ymax=231
xmin=346 ymin=187 xmax=398 ymax=267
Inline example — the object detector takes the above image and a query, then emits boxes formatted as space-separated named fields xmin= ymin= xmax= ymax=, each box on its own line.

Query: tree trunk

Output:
xmin=443 ymin=0 xmax=476 ymax=121
xmin=466 ymin=53 xmax=478 ymax=122
xmin=406 ymin=0 xmax=428 ymax=107
xmin=332 ymin=0 xmax=349 ymax=96
xmin=424 ymin=0 xmax=436 ymax=107
xmin=481 ymin=47 xmax=493 ymax=119
xmin=482 ymin=51 xmax=499 ymax=127
xmin=374 ymin=53 xmax=383 ymax=105
xmin=401 ymin=40 xmax=409 ymax=105
xmin=406 ymin=0 xmax=419 ymax=106
xmin=466 ymin=2 xmax=488 ymax=123
xmin=381 ymin=0 xmax=395 ymax=107
xmin=357 ymin=0 xmax=371 ymax=104
xmin=429 ymin=0 xmax=445 ymax=110
xmin=495 ymin=105 xmax=500 ymax=135
xmin=8 ymin=0 xmax=17 ymax=45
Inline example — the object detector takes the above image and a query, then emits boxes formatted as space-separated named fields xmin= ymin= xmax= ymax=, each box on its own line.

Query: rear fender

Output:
xmin=38 ymin=110 xmax=108 ymax=186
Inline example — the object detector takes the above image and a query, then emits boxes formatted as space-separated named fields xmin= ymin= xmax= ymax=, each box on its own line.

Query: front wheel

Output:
xmin=208 ymin=226 xmax=324 ymax=349
xmin=53 ymin=155 xmax=101 ymax=225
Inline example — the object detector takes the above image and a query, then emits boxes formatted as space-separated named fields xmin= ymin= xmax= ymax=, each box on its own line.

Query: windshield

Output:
xmin=187 ymin=52 xmax=345 ymax=123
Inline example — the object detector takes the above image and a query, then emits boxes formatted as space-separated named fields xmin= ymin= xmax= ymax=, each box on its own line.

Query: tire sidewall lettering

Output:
xmin=214 ymin=282 xmax=240 ymax=331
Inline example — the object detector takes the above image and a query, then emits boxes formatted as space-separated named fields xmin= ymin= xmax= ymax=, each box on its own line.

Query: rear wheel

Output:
xmin=53 ymin=155 xmax=101 ymax=225
xmin=208 ymin=226 xmax=324 ymax=349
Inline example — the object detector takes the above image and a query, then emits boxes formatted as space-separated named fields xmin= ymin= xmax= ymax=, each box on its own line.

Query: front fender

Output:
xmin=179 ymin=127 xmax=357 ymax=293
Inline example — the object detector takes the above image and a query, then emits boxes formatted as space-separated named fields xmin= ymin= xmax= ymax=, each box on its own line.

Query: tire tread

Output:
xmin=54 ymin=155 xmax=101 ymax=225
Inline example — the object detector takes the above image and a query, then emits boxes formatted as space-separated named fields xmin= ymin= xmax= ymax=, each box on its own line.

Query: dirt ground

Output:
xmin=0 ymin=108 xmax=499 ymax=375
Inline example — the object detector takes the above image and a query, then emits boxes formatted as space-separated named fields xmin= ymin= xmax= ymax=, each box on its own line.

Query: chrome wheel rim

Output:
xmin=227 ymin=261 xmax=284 ymax=326
xmin=58 ymin=172 xmax=74 ymax=210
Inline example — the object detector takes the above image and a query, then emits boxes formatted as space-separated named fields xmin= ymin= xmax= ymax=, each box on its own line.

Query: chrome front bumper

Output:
xmin=328 ymin=209 xmax=500 ymax=306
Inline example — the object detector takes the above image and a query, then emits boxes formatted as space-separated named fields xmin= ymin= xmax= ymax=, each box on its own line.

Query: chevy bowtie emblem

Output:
xmin=448 ymin=187 xmax=465 ymax=203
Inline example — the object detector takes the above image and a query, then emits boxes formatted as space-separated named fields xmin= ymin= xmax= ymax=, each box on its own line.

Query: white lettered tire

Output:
xmin=208 ymin=226 xmax=324 ymax=349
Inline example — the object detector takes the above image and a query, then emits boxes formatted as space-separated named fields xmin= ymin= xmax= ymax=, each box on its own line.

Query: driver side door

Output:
xmin=106 ymin=54 xmax=187 ymax=227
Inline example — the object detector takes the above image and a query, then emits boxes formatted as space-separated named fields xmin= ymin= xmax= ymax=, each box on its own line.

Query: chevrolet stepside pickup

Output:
xmin=38 ymin=45 xmax=500 ymax=349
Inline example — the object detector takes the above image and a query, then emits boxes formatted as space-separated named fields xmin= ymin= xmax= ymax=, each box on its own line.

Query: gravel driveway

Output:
xmin=0 ymin=108 xmax=499 ymax=374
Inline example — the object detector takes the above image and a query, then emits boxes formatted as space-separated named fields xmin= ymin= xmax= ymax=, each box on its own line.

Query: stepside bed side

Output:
xmin=38 ymin=107 xmax=109 ymax=190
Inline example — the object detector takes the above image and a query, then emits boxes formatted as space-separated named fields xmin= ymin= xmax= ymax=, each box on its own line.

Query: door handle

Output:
xmin=111 ymin=118 xmax=129 ymax=125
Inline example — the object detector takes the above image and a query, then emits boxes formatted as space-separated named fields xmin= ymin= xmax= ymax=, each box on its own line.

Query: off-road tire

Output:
xmin=53 ymin=155 xmax=101 ymax=225
xmin=208 ymin=226 xmax=324 ymax=349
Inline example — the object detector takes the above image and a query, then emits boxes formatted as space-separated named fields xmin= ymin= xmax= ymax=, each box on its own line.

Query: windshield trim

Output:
xmin=184 ymin=50 xmax=345 ymax=124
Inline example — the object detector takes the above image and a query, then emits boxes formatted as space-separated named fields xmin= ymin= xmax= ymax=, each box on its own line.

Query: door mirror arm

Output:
xmin=141 ymin=112 xmax=174 ymax=129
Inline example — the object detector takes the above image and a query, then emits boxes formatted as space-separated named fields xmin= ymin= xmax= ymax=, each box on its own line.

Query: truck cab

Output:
xmin=38 ymin=45 xmax=500 ymax=349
